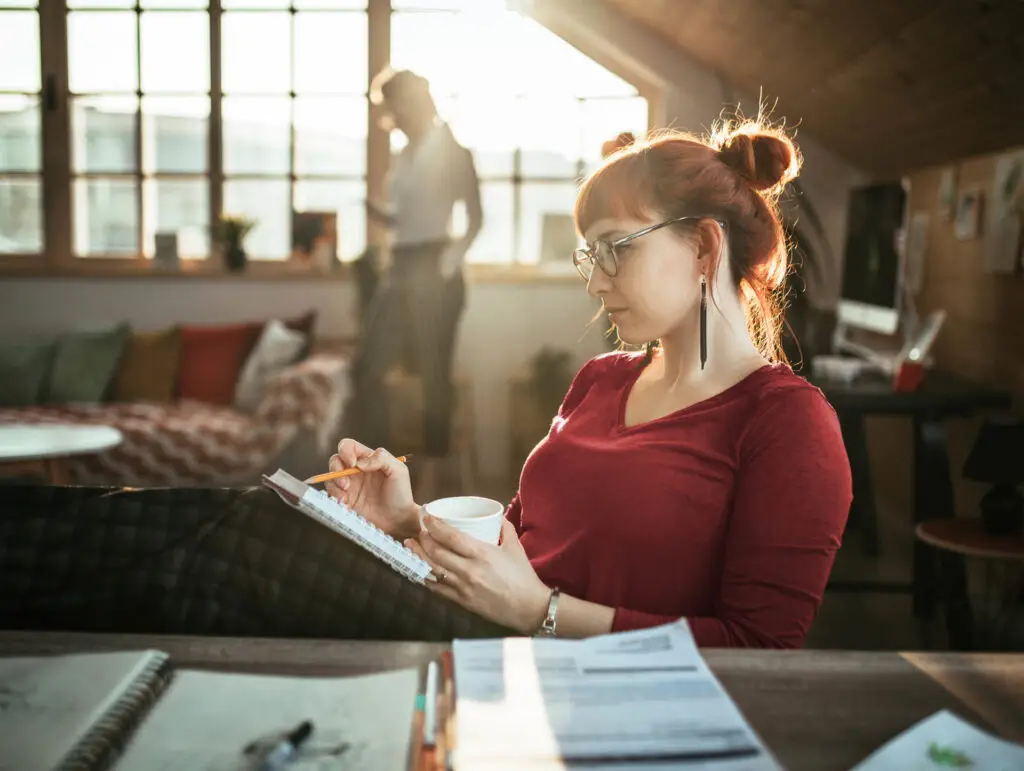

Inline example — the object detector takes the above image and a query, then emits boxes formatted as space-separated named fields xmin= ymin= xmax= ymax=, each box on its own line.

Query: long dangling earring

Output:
xmin=699 ymin=274 xmax=708 ymax=371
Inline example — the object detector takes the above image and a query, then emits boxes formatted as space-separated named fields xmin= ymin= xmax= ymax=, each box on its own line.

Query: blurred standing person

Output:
xmin=348 ymin=68 xmax=483 ymax=500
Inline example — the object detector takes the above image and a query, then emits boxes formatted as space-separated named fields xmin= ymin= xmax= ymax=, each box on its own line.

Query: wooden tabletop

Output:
xmin=2 ymin=632 xmax=1022 ymax=771
xmin=917 ymin=518 xmax=1024 ymax=561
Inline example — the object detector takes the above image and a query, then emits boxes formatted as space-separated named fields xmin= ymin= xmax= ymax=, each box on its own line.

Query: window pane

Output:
xmin=141 ymin=12 xmax=210 ymax=93
xmin=1 ymin=1 xmax=42 ymax=7
xmin=69 ymin=12 xmax=138 ymax=93
xmin=294 ymin=179 xmax=366 ymax=261
xmin=69 ymin=1 xmax=134 ymax=7
xmin=519 ymin=182 xmax=580 ymax=265
xmin=222 ymin=96 xmax=289 ymax=175
xmin=0 ymin=96 xmax=40 ymax=173
xmin=142 ymin=96 xmax=208 ymax=174
xmin=446 ymin=93 xmax=514 ymax=177
xmin=294 ymin=97 xmax=366 ymax=176
xmin=222 ymin=12 xmax=290 ymax=94
xmin=143 ymin=178 xmax=209 ymax=258
xmin=294 ymin=12 xmax=367 ymax=94
xmin=72 ymin=96 xmax=137 ymax=174
xmin=294 ymin=0 xmax=365 ymax=7
xmin=392 ymin=11 xmax=637 ymax=98
xmin=518 ymin=97 xmax=580 ymax=178
xmin=0 ymin=178 xmax=42 ymax=253
xmin=141 ymin=1 xmax=208 ymax=7
xmin=74 ymin=178 xmax=139 ymax=256
xmin=582 ymin=97 xmax=648 ymax=174
xmin=465 ymin=181 xmax=513 ymax=264
xmin=0 ymin=11 xmax=40 ymax=92
xmin=393 ymin=0 xmax=505 ymax=9
xmin=223 ymin=179 xmax=289 ymax=259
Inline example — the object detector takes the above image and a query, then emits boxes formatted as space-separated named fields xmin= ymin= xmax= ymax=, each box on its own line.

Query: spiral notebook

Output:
xmin=261 ymin=468 xmax=434 ymax=585
xmin=0 ymin=649 xmax=420 ymax=771
xmin=0 ymin=650 xmax=171 ymax=771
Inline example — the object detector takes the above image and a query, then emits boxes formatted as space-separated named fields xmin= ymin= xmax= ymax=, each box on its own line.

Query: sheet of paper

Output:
xmin=113 ymin=667 xmax=418 ymax=771
xmin=851 ymin=709 xmax=1024 ymax=771
xmin=452 ymin=622 xmax=781 ymax=771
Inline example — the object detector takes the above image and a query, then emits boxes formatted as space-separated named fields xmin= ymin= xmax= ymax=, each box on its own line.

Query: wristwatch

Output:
xmin=536 ymin=587 xmax=561 ymax=637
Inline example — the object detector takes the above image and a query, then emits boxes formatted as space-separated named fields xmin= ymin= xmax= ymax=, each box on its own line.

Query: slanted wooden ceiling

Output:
xmin=604 ymin=0 xmax=1024 ymax=178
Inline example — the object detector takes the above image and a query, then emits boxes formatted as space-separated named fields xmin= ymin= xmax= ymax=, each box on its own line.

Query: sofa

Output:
xmin=0 ymin=312 xmax=351 ymax=487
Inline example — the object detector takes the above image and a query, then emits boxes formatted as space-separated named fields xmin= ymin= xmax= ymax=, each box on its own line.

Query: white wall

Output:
xmin=0 ymin=275 xmax=608 ymax=483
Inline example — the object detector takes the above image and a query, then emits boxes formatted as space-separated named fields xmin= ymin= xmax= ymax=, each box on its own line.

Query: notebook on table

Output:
xmin=262 ymin=468 xmax=434 ymax=585
xmin=0 ymin=649 xmax=420 ymax=771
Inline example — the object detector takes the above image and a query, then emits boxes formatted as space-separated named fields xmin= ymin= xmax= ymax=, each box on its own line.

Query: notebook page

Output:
xmin=113 ymin=667 xmax=419 ymax=771
xmin=0 ymin=650 xmax=167 ymax=771
xmin=264 ymin=469 xmax=433 ymax=584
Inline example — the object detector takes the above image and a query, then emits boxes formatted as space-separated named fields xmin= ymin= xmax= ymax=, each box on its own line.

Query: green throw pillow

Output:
xmin=0 ymin=338 xmax=57 ymax=406
xmin=46 ymin=323 xmax=131 ymax=404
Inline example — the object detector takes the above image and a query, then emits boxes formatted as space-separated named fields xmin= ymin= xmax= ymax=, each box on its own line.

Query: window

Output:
xmin=1 ymin=0 xmax=648 ymax=272
xmin=391 ymin=1 xmax=648 ymax=265
xmin=0 ymin=0 xmax=42 ymax=255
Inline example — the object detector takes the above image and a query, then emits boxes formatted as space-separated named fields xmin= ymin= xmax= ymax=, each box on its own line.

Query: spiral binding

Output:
xmin=58 ymin=651 xmax=172 ymax=771
xmin=300 ymin=488 xmax=434 ymax=584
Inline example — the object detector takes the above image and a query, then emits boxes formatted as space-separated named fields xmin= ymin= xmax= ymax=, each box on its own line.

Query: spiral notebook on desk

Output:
xmin=262 ymin=468 xmax=434 ymax=585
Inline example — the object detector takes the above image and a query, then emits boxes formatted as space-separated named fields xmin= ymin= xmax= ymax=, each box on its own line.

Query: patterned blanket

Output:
xmin=0 ymin=354 xmax=350 ymax=487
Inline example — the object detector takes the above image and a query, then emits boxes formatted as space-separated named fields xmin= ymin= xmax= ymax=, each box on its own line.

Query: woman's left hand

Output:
xmin=405 ymin=516 xmax=551 ymax=634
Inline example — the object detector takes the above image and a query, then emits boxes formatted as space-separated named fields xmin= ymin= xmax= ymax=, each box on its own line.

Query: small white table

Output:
xmin=0 ymin=424 xmax=124 ymax=484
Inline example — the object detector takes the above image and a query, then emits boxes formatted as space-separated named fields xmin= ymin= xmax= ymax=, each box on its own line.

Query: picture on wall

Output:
xmin=984 ymin=151 xmax=1024 ymax=274
xmin=937 ymin=167 xmax=958 ymax=223
xmin=954 ymin=188 xmax=983 ymax=242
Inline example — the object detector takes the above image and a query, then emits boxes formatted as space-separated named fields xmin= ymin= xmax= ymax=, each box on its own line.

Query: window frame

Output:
xmin=0 ymin=0 xmax=656 ymax=280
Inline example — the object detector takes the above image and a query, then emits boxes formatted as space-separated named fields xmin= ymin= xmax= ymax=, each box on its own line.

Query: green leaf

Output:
xmin=927 ymin=742 xmax=974 ymax=767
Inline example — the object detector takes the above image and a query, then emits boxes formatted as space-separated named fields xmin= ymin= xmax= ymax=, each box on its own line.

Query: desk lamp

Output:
xmin=963 ymin=417 xmax=1024 ymax=536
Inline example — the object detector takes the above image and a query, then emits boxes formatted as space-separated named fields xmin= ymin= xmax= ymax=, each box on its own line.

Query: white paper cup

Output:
xmin=422 ymin=496 xmax=504 ymax=545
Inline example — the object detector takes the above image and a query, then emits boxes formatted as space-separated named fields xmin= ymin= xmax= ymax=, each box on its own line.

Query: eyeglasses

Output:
xmin=572 ymin=215 xmax=727 ymax=281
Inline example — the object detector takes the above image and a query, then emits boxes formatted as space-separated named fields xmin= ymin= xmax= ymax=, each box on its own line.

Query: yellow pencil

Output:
xmin=303 ymin=455 xmax=412 ymax=485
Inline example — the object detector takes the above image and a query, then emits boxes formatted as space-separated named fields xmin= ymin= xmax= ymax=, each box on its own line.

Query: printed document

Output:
xmin=452 ymin=620 xmax=781 ymax=770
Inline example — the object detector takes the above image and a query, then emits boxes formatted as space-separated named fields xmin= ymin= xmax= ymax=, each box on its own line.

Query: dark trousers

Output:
xmin=0 ymin=484 xmax=510 ymax=641
xmin=347 ymin=242 xmax=466 ymax=457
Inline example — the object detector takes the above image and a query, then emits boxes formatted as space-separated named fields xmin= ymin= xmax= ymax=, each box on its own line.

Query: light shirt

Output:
xmin=387 ymin=120 xmax=478 ymax=275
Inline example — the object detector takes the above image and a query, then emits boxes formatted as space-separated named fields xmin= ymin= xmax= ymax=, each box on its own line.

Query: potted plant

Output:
xmin=217 ymin=214 xmax=256 ymax=273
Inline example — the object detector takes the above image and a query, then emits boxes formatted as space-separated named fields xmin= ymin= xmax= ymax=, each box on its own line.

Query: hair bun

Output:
xmin=601 ymin=131 xmax=637 ymax=159
xmin=718 ymin=132 xmax=797 ymax=191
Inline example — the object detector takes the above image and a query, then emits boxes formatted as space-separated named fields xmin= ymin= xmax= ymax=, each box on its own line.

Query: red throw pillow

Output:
xmin=177 ymin=323 xmax=256 ymax=405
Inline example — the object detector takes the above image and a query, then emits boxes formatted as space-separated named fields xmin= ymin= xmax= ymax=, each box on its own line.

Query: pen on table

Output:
xmin=304 ymin=455 xmax=412 ymax=485
xmin=423 ymin=660 xmax=439 ymax=749
xmin=258 ymin=720 xmax=314 ymax=771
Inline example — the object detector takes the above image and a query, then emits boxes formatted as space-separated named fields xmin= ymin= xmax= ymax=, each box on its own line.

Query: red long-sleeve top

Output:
xmin=506 ymin=352 xmax=852 ymax=648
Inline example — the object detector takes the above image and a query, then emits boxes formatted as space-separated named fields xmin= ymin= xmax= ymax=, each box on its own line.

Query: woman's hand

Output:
xmin=406 ymin=516 xmax=551 ymax=635
xmin=326 ymin=439 xmax=420 ymax=540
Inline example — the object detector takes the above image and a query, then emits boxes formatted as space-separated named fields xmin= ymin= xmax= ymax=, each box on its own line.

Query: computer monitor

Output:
xmin=836 ymin=182 xmax=907 ymax=335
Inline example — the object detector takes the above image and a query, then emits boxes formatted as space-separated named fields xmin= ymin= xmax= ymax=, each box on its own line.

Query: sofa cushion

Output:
xmin=235 ymin=319 xmax=308 ymax=412
xmin=113 ymin=326 xmax=182 ymax=403
xmin=46 ymin=323 xmax=131 ymax=404
xmin=0 ymin=337 xmax=56 ymax=406
xmin=177 ymin=322 xmax=254 ymax=405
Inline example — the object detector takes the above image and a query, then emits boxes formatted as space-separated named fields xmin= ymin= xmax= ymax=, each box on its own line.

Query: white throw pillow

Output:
xmin=234 ymin=319 xmax=307 ymax=411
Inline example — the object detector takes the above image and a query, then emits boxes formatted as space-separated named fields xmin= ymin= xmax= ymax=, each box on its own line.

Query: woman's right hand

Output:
xmin=326 ymin=439 xmax=421 ymax=539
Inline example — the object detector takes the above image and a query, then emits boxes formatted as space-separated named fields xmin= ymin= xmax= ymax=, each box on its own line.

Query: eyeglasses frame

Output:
xmin=572 ymin=215 xmax=728 ymax=281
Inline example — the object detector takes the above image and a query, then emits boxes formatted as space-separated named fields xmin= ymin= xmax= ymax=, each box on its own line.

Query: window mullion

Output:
xmin=366 ymin=0 xmax=389 ymax=252
xmin=40 ymin=0 xmax=71 ymax=266
xmin=209 ymin=0 xmax=223 ymax=263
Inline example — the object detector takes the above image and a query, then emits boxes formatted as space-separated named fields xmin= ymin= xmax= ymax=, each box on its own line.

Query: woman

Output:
xmin=329 ymin=121 xmax=852 ymax=648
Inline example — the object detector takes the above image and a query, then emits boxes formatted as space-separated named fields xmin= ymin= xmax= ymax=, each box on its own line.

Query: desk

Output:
xmin=1 ymin=632 xmax=1022 ymax=771
xmin=812 ymin=370 xmax=1011 ymax=648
